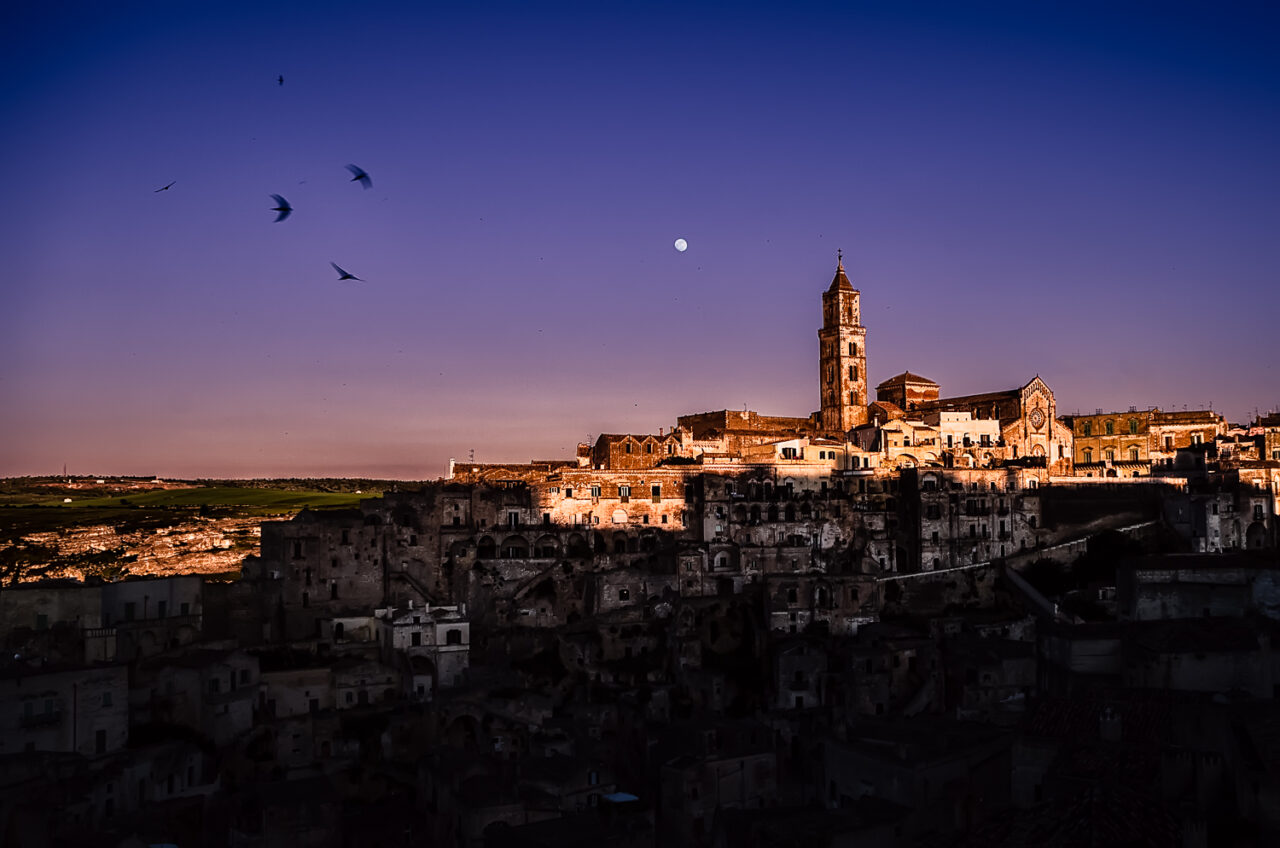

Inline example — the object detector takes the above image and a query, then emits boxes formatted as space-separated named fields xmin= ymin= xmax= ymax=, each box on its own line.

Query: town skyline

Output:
xmin=3 ymin=0 xmax=1278 ymax=478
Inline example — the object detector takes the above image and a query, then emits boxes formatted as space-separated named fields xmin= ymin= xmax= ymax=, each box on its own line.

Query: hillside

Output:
xmin=0 ymin=477 xmax=402 ymax=584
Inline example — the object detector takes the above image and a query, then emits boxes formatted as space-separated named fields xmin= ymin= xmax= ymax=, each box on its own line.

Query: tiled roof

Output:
xmin=828 ymin=260 xmax=856 ymax=292
xmin=875 ymin=371 xmax=938 ymax=388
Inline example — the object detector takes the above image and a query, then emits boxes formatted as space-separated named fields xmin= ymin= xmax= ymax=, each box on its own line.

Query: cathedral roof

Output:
xmin=827 ymin=258 xmax=856 ymax=293
xmin=875 ymin=371 xmax=939 ymax=389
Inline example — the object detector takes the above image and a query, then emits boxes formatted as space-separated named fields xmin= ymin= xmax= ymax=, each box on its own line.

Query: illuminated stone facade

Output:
xmin=818 ymin=258 xmax=869 ymax=432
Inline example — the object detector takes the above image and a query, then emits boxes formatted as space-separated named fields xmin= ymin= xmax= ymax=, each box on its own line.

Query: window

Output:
xmin=157 ymin=600 xmax=167 ymax=618
xmin=625 ymin=442 xmax=632 ymax=454
xmin=651 ymin=484 xmax=661 ymax=501
xmin=618 ymin=588 xmax=630 ymax=601
xmin=1105 ymin=420 xmax=1114 ymax=435
xmin=644 ymin=442 xmax=652 ymax=454
xmin=590 ymin=485 xmax=601 ymax=498
xmin=102 ymin=691 xmax=112 ymax=707
xmin=341 ymin=530 xmax=350 ymax=544
xmin=209 ymin=678 xmax=220 ymax=694
xmin=124 ymin=602 xmax=136 ymax=621
xmin=508 ymin=511 xmax=519 ymax=528
xmin=96 ymin=730 xmax=107 ymax=755
xmin=293 ymin=541 xmax=303 ymax=558
xmin=1105 ymin=449 xmax=1115 ymax=462
xmin=35 ymin=613 xmax=48 ymax=630
xmin=411 ymin=632 xmax=421 ymax=646
xmin=848 ymin=342 xmax=856 ymax=355
xmin=565 ymin=487 xmax=573 ymax=498
xmin=240 ymin=669 xmax=249 ymax=685
xmin=1082 ymin=421 xmax=1092 ymax=436
xmin=1191 ymin=433 xmax=1203 ymax=445
xmin=1129 ymin=419 xmax=1139 ymax=434
xmin=1129 ymin=447 xmax=1140 ymax=461
xmin=1083 ymin=448 xmax=1093 ymax=463
xmin=618 ymin=485 xmax=630 ymax=497
xmin=446 ymin=628 xmax=463 ymax=645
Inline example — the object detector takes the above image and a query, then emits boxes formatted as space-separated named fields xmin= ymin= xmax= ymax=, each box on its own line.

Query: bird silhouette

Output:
xmin=269 ymin=194 xmax=293 ymax=222
xmin=154 ymin=181 xmax=175 ymax=192
xmin=346 ymin=164 xmax=372 ymax=189
xmin=277 ymin=75 xmax=284 ymax=86
xmin=331 ymin=262 xmax=362 ymax=281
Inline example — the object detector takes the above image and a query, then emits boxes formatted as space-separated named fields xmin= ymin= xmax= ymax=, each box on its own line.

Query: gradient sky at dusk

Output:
xmin=3 ymin=1 xmax=1278 ymax=479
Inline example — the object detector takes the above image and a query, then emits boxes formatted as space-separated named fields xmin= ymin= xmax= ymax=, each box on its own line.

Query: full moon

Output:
xmin=674 ymin=238 xmax=688 ymax=252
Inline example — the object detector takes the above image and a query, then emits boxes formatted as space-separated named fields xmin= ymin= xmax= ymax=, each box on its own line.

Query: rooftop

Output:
xmin=875 ymin=371 xmax=938 ymax=389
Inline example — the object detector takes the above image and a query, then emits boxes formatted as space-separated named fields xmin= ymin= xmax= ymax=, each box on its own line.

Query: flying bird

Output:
xmin=346 ymin=164 xmax=372 ymax=189
xmin=330 ymin=262 xmax=362 ymax=281
xmin=154 ymin=181 xmax=175 ymax=192
xmin=269 ymin=194 xmax=293 ymax=222
xmin=277 ymin=75 xmax=284 ymax=86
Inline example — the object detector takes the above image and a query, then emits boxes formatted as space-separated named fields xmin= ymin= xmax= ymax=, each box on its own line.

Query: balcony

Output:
xmin=20 ymin=711 xmax=63 ymax=728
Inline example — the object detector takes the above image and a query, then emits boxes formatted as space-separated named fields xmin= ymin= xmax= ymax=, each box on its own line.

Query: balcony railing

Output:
xmin=20 ymin=711 xmax=63 ymax=728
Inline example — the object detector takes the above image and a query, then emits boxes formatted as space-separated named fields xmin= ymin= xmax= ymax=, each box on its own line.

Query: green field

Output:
xmin=0 ymin=486 xmax=380 ymax=538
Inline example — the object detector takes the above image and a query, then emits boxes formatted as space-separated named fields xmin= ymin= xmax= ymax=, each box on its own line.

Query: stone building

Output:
xmin=0 ymin=575 xmax=203 ymax=663
xmin=901 ymin=467 xmax=1047 ymax=571
xmin=0 ymin=661 xmax=129 ymax=757
xmin=1064 ymin=407 xmax=1227 ymax=477
xmin=818 ymin=255 xmax=869 ymax=432
xmin=875 ymin=372 xmax=940 ymax=414
xmin=132 ymin=647 xmax=258 ymax=745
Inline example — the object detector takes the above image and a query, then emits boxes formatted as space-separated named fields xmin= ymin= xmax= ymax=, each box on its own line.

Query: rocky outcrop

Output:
xmin=21 ymin=516 xmax=262 ymax=581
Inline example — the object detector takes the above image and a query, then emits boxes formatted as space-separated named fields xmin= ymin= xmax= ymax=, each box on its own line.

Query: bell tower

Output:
xmin=818 ymin=251 xmax=868 ymax=432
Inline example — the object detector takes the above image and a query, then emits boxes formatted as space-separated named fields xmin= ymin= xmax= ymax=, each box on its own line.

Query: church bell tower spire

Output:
xmin=818 ymin=251 xmax=868 ymax=432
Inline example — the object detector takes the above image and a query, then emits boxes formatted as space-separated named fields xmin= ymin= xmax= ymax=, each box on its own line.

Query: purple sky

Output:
xmin=3 ymin=1 xmax=1278 ymax=479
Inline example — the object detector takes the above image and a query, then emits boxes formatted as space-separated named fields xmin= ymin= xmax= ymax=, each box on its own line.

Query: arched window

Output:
xmin=1129 ymin=419 xmax=1139 ymax=434
xmin=1105 ymin=420 xmax=1114 ymax=435
xmin=1082 ymin=422 xmax=1092 ymax=436
xmin=534 ymin=535 xmax=559 ymax=558
xmin=500 ymin=536 xmax=528 ymax=558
